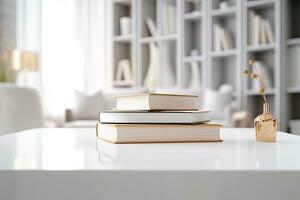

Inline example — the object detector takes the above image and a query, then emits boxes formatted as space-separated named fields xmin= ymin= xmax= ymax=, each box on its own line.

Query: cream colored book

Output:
xmin=96 ymin=123 xmax=222 ymax=144
xmin=264 ymin=19 xmax=274 ymax=43
xmin=114 ymin=93 xmax=198 ymax=111
xmin=254 ymin=14 xmax=261 ymax=45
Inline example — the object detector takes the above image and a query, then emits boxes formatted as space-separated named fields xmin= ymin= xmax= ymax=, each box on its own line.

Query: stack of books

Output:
xmin=96 ymin=93 xmax=222 ymax=143
xmin=248 ymin=10 xmax=274 ymax=46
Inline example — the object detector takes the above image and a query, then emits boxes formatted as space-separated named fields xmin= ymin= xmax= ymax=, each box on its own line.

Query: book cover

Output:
xmin=96 ymin=123 xmax=222 ymax=144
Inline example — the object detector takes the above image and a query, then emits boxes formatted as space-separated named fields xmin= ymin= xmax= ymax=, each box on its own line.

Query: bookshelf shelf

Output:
xmin=287 ymin=87 xmax=300 ymax=94
xmin=247 ymin=44 xmax=275 ymax=52
xmin=183 ymin=55 xmax=203 ymax=63
xmin=184 ymin=11 xmax=203 ymax=20
xmin=161 ymin=34 xmax=177 ymax=41
xmin=114 ymin=0 xmax=131 ymax=6
xmin=247 ymin=0 xmax=275 ymax=9
xmin=212 ymin=49 xmax=237 ymax=58
xmin=212 ymin=7 xmax=237 ymax=17
xmin=140 ymin=37 xmax=159 ymax=44
xmin=113 ymin=80 xmax=134 ymax=87
xmin=287 ymin=38 xmax=300 ymax=46
xmin=114 ymin=35 xmax=132 ymax=43
xmin=246 ymin=88 xmax=276 ymax=96
xmin=140 ymin=35 xmax=177 ymax=44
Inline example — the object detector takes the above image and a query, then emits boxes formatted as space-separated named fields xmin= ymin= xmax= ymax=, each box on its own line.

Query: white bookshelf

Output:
xmin=109 ymin=0 xmax=296 ymax=131
xmin=209 ymin=0 xmax=242 ymax=108
xmin=283 ymin=0 xmax=300 ymax=132
xmin=242 ymin=0 xmax=281 ymax=128
xmin=111 ymin=0 xmax=137 ymax=88
xmin=182 ymin=0 xmax=206 ymax=89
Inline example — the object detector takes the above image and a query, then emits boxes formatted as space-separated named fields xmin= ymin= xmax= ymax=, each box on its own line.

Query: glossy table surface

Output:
xmin=0 ymin=128 xmax=300 ymax=171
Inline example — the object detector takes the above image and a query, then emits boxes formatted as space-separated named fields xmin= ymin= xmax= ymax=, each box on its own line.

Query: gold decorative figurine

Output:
xmin=243 ymin=59 xmax=277 ymax=142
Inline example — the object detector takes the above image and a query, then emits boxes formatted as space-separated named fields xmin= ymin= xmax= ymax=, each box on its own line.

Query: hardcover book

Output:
xmin=114 ymin=93 xmax=198 ymax=111
xmin=96 ymin=123 xmax=222 ymax=144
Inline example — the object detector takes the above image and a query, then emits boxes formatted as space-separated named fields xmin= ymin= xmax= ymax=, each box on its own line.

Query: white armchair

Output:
xmin=0 ymin=84 xmax=44 ymax=135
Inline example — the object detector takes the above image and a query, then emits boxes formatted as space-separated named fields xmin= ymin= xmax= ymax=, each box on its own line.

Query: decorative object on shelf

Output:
xmin=186 ymin=0 xmax=201 ymax=11
xmin=188 ymin=49 xmax=201 ymax=90
xmin=161 ymin=42 xmax=176 ymax=87
xmin=219 ymin=1 xmax=229 ymax=10
xmin=213 ymin=23 xmax=234 ymax=51
xmin=163 ymin=1 xmax=176 ymax=34
xmin=243 ymin=59 xmax=277 ymax=142
xmin=120 ymin=17 xmax=131 ymax=36
xmin=248 ymin=10 xmax=274 ymax=46
xmin=251 ymin=60 xmax=272 ymax=90
xmin=145 ymin=18 xmax=157 ymax=36
xmin=144 ymin=18 xmax=158 ymax=91
xmin=115 ymin=59 xmax=132 ymax=85
xmin=144 ymin=43 xmax=158 ymax=91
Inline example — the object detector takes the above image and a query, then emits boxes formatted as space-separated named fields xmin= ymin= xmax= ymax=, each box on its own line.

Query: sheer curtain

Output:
xmin=41 ymin=0 xmax=107 ymax=122
xmin=41 ymin=0 xmax=106 ymax=93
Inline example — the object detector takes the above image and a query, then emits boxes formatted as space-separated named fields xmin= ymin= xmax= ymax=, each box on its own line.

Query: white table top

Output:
xmin=0 ymin=128 xmax=300 ymax=171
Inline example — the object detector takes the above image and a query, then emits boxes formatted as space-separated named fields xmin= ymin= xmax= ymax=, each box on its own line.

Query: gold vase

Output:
xmin=254 ymin=103 xmax=277 ymax=142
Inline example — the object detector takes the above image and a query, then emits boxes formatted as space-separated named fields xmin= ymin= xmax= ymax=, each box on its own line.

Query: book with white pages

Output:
xmin=96 ymin=123 xmax=222 ymax=143
xmin=99 ymin=110 xmax=210 ymax=124
xmin=114 ymin=93 xmax=198 ymax=111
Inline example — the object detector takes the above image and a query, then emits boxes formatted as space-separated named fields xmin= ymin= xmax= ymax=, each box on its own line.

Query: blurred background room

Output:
xmin=1 ymin=0 xmax=300 ymax=135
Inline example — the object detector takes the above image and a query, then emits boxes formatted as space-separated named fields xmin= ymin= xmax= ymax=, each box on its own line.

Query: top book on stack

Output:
xmin=114 ymin=93 xmax=198 ymax=111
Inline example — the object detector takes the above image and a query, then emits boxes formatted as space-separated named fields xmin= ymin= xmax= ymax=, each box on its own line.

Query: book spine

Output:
xmin=260 ymin=19 xmax=267 ymax=45
xmin=214 ymin=24 xmax=221 ymax=51
xmin=265 ymin=19 xmax=274 ymax=43
xmin=254 ymin=15 xmax=261 ymax=46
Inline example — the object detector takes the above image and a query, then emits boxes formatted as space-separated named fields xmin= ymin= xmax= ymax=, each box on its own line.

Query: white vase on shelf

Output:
xmin=188 ymin=61 xmax=201 ymax=90
xmin=115 ymin=59 xmax=132 ymax=83
xmin=161 ymin=42 xmax=175 ymax=87
xmin=187 ymin=0 xmax=201 ymax=11
xmin=219 ymin=1 xmax=229 ymax=10
xmin=188 ymin=49 xmax=201 ymax=90
xmin=120 ymin=17 xmax=131 ymax=36
xmin=163 ymin=1 xmax=176 ymax=34
xmin=143 ymin=42 xmax=158 ymax=91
